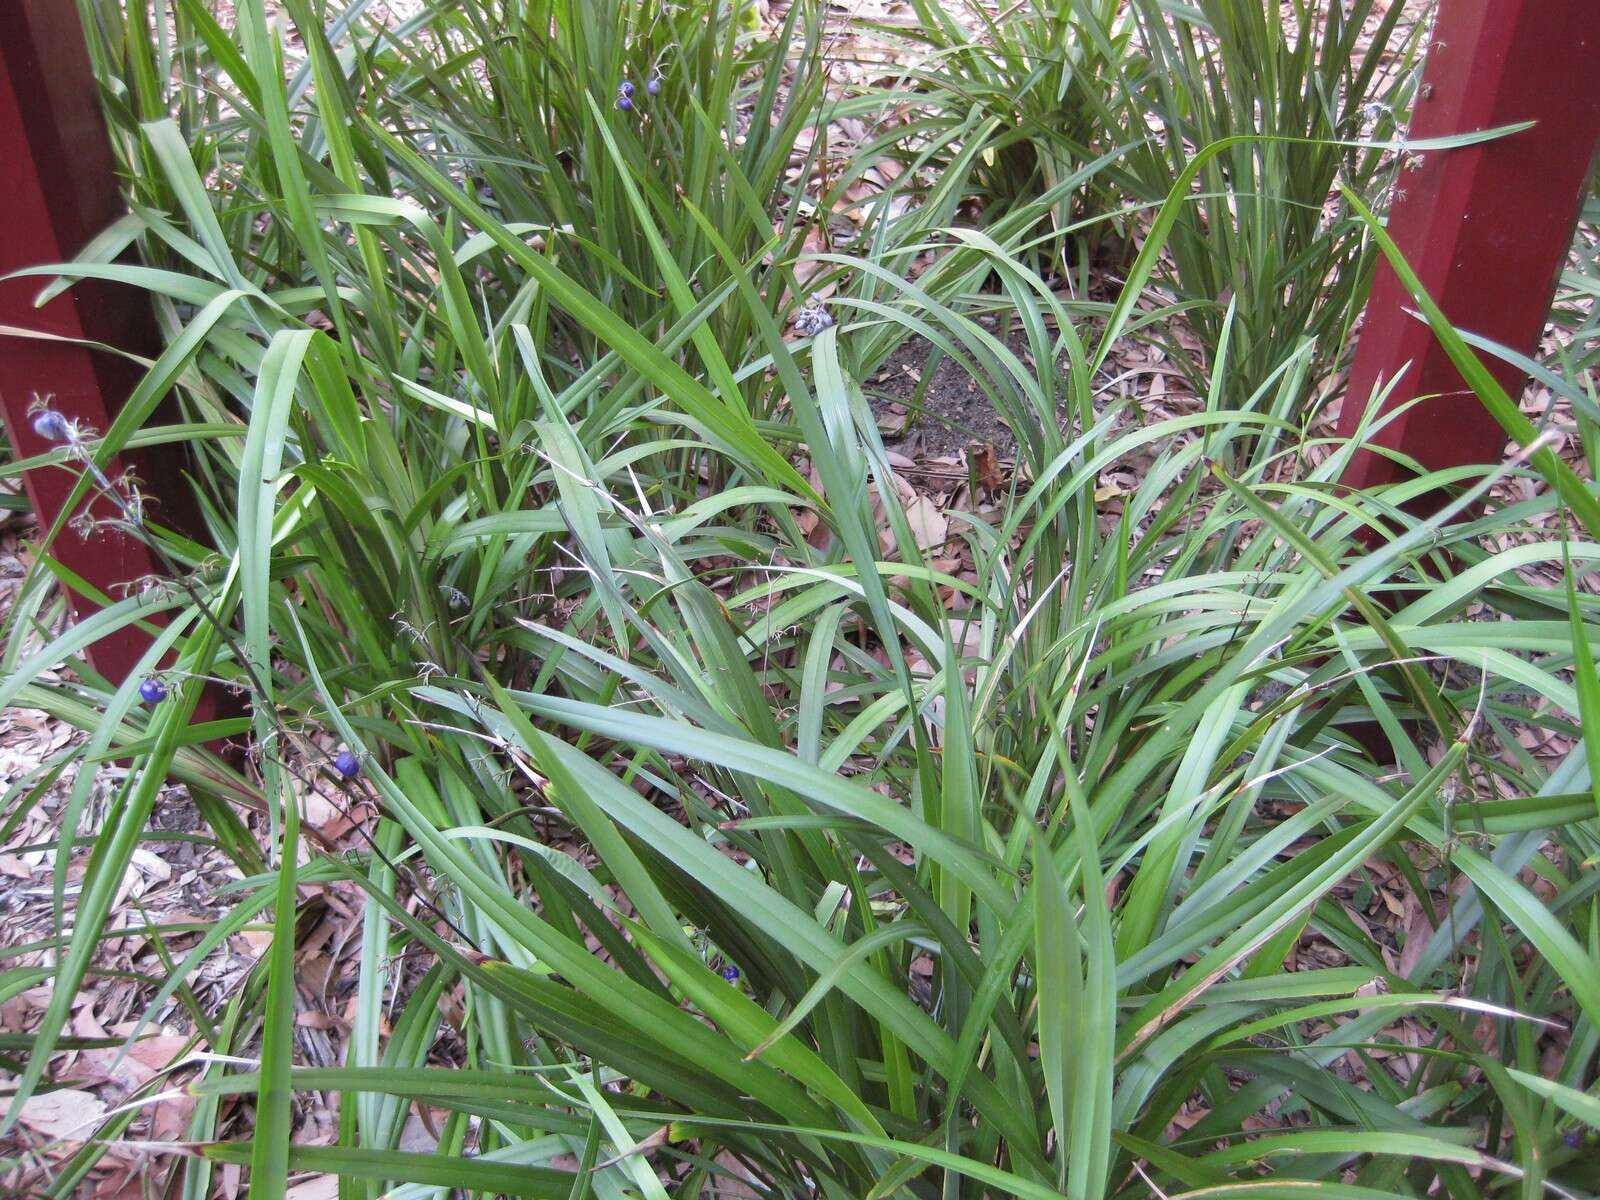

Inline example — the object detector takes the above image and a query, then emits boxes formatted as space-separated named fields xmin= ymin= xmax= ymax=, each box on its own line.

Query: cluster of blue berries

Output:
xmin=46 ymin=399 xmax=368 ymax=782
xmin=616 ymin=75 xmax=661 ymax=112
xmin=136 ymin=674 xmax=361 ymax=777
xmin=721 ymin=963 xmax=740 ymax=983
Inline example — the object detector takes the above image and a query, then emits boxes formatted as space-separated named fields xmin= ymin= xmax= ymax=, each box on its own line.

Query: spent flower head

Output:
xmin=791 ymin=305 xmax=835 ymax=337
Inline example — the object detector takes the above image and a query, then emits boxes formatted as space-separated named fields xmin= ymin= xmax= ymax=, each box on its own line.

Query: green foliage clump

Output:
xmin=3 ymin=3 xmax=1600 ymax=1198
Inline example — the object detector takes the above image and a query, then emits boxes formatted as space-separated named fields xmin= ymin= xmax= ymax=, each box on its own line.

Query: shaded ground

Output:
xmin=868 ymin=334 xmax=1021 ymax=458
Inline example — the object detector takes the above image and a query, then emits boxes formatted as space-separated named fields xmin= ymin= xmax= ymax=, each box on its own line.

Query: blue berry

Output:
xmin=1565 ymin=1131 xmax=1582 ymax=1149
xmin=617 ymin=94 xmax=633 ymax=112
xmin=31 ymin=410 xmax=69 ymax=442
xmin=646 ymin=77 xmax=661 ymax=96
xmin=333 ymin=750 xmax=361 ymax=778
xmin=721 ymin=964 xmax=740 ymax=983
xmin=138 ymin=678 xmax=168 ymax=704
xmin=618 ymin=80 xmax=635 ymax=97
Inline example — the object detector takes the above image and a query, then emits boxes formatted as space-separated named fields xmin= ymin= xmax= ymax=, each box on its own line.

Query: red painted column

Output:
xmin=1338 ymin=0 xmax=1600 ymax=494
xmin=0 ymin=2 xmax=194 ymax=686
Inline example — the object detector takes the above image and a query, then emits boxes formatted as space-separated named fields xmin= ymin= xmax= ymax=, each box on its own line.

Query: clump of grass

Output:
xmin=3 ymin=3 xmax=1600 ymax=1198
xmin=856 ymin=0 xmax=1135 ymax=278
xmin=360 ymin=0 xmax=832 ymax=358
xmin=844 ymin=0 xmax=1427 ymax=423
xmin=1110 ymin=0 xmax=1426 ymax=410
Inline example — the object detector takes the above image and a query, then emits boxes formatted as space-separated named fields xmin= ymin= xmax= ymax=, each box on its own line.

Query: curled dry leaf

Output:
xmin=970 ymin=442 xmax=1004 ymax=496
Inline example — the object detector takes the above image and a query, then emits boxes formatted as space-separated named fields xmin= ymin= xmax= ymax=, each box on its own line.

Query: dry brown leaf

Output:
xmin=18 ymin=1088 xmax=107 ymax=1141
xmin=94 ymin=1167 xmax=149 ymax=1200
xmin=130 ymin=848 xmax=171 ymax=884
xmin=230 ymin=929 xmax=273 ymax=958
xmin=301 ymin=789 xmax=345 ymax=831
xmin=970 ymin=442 xmax=1004 ymax=496
xmin=876 ymin=407 xmax=910 ymax=437
xmin=905 ymin=495 xmax=948 ymax=550
xmin=286 ymin=1175 xmax=341 ymax=1200
xmin=74 ymin=1035 xmax=178 ymax=1093
xmin=125 ymin=1034 xmax=190 ymax=1074
xmin=148 ymin=1092 xmax=198 ymax=1143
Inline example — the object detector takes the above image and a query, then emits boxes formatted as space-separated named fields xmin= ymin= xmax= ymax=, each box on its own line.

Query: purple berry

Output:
xmin=618 ymin=80 xmax=635 ymax=97
xmin=721 ymin=964 xmax=740 ymax=983
xmin=617 ymin=95 xmax=633 ymax=112
xmin=31 ymin=410 xmax=69 ymax=442
xmin=1565 ymin=1131 xmax=1581 ymax=1149
xmin=646 ymin=77 xmax=661 ymax=96
xmin=138 ymin=678 xmax=168 ymax=704
xmin=333 ymin=750 xmax=361 ymax=778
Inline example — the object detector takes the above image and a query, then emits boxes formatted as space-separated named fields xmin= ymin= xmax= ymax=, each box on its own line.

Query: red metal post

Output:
xmin=0 ymin=2 xmax=196 ymax=686
xmin=1338 ymin=0 xmax=1600 ymax=494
